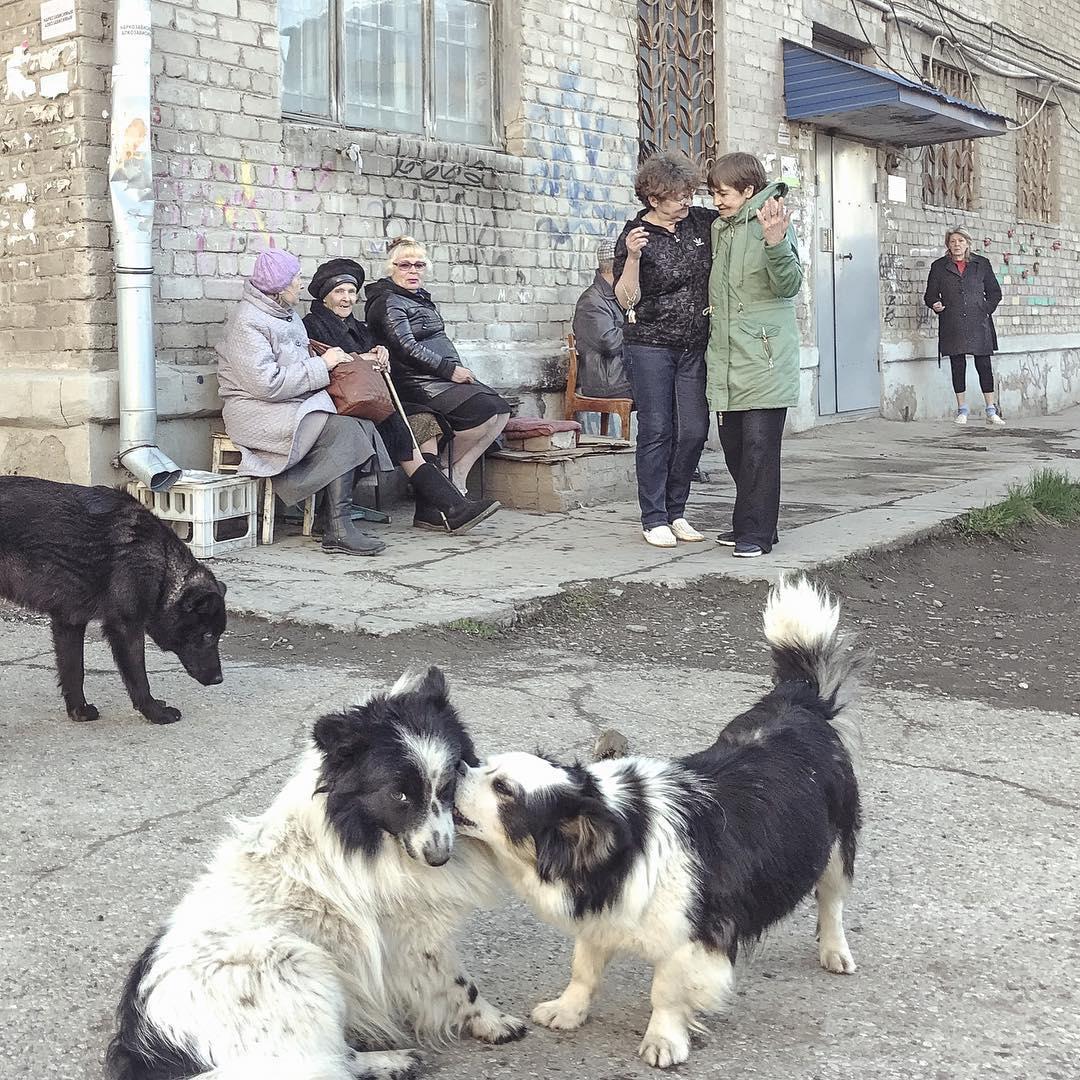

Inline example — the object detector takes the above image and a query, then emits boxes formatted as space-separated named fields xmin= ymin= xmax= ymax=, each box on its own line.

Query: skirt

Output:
xmin=272 ymin=413 xmax=394 ymax=508
xmin=411 ymin=381 xmax=511 ymax=430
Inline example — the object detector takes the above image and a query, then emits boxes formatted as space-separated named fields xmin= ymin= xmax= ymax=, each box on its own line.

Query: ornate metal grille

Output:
xmin=1017 ymin=93 xmax=1056 ymax=222
xmin=922 ymin=58 xmax=976 ymax=210
xmin=637 ymin=0 xmax=716 ymax=169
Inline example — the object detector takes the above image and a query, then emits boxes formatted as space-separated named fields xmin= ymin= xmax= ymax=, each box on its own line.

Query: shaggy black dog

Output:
xmin=0 ymin=475 xmax=226 ymax=724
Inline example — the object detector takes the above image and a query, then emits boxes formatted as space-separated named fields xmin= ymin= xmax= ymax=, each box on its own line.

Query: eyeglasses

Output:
xmin=393 ymin=260 xmax=428 ymax=271
xmin=664 ymin=195 xmax=694 ymax=207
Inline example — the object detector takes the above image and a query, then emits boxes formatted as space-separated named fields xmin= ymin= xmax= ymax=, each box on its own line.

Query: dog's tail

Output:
xmin=762 ymin=575 xmax=866 ymax=757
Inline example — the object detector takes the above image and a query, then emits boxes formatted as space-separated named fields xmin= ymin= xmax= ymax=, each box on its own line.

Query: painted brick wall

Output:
xmin=147 ymin=0 xmax=640 ymax=393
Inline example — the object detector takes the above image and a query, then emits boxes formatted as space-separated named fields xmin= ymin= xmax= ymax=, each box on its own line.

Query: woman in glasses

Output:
xmin=613 ymin=150 xmax=716 ymax=548
xmin=365 ymin=237 xmax=510 ymax=496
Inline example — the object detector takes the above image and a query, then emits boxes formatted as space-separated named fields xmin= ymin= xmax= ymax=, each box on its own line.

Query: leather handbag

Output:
xmin=308 ymin=339 xmax=395 ymax=423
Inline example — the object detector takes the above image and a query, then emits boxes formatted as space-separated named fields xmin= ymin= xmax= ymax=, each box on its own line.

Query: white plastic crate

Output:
xmin=127 ymin=470 xmax=258 ymax=558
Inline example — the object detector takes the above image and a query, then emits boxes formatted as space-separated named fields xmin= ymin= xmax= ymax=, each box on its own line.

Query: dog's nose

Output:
xmin=423 ymin=836 xmax=453 ymax=866
xmin=207 ymin=672 xmax=223 ymax=686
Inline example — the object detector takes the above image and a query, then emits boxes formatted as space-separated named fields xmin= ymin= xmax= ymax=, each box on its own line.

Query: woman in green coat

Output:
xmin=705 ymin=153 xmax=803 ymax=558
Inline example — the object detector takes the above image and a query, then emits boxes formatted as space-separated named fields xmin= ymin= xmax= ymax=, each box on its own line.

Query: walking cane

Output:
xmin=380 ymin=365 xmax=454 ymax=481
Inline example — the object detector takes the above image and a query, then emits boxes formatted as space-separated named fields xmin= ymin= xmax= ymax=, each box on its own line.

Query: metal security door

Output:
xmin=816 ymin=136 xmax=881 ymax=414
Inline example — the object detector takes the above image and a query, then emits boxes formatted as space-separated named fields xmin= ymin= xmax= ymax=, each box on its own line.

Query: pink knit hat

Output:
xmin=250 ymin=247 xmax=301 ymax=294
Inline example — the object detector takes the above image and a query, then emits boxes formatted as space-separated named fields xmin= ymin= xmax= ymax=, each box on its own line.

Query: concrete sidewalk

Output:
xmin=215 ymin=407 xmax=1080 ymax=634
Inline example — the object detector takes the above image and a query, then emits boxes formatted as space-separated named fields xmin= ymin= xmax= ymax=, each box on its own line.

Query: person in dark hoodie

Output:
xmin=303 ymin=256 xmax=500 ymax=534
xmin=365 ymin=237 xmax=510 ymax=495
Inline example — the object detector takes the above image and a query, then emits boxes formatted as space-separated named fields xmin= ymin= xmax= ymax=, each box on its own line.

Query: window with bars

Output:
xmin=812 ymin=28 xmax=864 ymax=65
xmin=1016 ymin=93 xmax=1057 ymax=223
xmin=279 ymin=0 xmax=495 ymax=145
xmin=922 ymin=57 xmax=977 ymax=210
xmin=637 ymin=0 xmax=717 ymax=170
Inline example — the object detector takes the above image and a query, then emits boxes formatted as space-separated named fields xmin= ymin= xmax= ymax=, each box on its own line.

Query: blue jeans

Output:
xmin=624 ymin=344 xmax=709 ymax=529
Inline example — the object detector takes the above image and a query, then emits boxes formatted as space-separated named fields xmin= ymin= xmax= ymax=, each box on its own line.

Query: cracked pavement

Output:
xmin=2 ymin=569 xmax=1078 ymax=1079
xmin=210 ymin=409 xmax=1080 ymax=635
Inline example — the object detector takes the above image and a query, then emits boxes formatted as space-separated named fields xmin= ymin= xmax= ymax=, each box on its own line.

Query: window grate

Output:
xmin=637 ymin=0 xmax=717 ymax=170
xmin=1016 ymin=93 xmax=1057 ymax=223
xmin=922 ymin=57 xmax=976 ymax=210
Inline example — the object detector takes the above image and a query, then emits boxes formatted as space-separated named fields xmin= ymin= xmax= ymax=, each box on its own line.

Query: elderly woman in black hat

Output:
xmin=304 ymin=257 xmax=499 ymax=533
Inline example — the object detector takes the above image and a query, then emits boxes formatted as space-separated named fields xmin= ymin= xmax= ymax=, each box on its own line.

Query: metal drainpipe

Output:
xmin=109 ymin=0 xmax=180 ymax=491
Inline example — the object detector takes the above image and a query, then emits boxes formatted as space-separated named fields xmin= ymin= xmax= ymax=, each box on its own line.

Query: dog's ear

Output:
xmin=417 ymin=665 xmax=449 ymax=705
xmin=216 ymin=579 xmax=227 ymax=597
xmin=180 ymin=582 xmax=223 ymax=615
xmin=535 ymin=795 xmax=627 ymax=883
xmin=457 ymin=729 xmax=479 ymax=768
xmin=313 ymin=709 xmax=368 ymax=757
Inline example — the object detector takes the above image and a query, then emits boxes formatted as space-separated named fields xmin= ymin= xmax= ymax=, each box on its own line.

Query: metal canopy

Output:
xmin=782 ymin=40 xmax=1007 ymax=146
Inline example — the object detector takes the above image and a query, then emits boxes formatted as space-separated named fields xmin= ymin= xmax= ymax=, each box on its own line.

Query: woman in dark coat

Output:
xmin=924 ymin=227 xmax=1005 ymax=426
xmin=365 ymin=237 xmax=510 ymax=495
xmin=304 ymin=257 xmax=500 ymax=534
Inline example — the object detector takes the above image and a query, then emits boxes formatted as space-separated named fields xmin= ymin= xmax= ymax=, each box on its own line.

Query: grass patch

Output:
xmin=956 ymin=468 xmax=1080 ymax=537
xmin=445 ymin=618 xmax=500 ymax=638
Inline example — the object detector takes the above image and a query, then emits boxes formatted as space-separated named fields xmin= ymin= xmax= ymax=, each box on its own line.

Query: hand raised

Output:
xmin=756 ymin=197 xmax=792 ymax=247
xmin=625 ymin=226 xmax=649 ymax=259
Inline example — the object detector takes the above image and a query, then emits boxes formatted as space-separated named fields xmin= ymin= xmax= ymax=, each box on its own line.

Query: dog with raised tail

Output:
xmin=106 ymin=667 xmax=526 ymax=1080
xmin=453 ymin=576 xmax=866 ymax=1069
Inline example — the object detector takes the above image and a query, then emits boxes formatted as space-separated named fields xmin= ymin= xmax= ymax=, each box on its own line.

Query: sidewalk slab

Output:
xmin=213 ymin=408 xmax=1080 ymax=634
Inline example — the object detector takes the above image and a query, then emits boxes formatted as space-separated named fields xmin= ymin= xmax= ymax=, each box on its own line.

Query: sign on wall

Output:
xmin=40 ymin=0 xmax=76 ymax=41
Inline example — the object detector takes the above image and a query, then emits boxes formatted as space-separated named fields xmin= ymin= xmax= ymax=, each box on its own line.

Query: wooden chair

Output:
xmin=564 ymin=332 xmax=634 ymax=438
xmin=211 ymin=431 xmax=315 ymax=545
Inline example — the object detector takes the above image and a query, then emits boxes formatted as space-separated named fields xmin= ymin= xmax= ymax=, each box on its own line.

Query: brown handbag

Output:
xmin=308 ymin=339 xmax=395 ymax=423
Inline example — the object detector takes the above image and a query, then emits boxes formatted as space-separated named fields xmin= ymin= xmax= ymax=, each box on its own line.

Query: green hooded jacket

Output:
xmin=705 ymin=181 xmax=803 ymax=412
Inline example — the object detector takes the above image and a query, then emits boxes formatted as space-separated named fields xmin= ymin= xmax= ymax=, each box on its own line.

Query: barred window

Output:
xmin=922 ymin=57 xmax=977 ymax=210
xmin=280 ymin=0 xmax=495 ymax=145
xmin=1017 ymin=93 xmax=1057 ymax=223
xmin=812 ymin=28 xmax=864 ymax=65
xmin=637 ymin=0 xmax=717 ymax=169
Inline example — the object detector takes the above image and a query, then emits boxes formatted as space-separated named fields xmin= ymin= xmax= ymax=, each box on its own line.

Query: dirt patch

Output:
xmin=7 ymin=525 xmax=1079 ymax=716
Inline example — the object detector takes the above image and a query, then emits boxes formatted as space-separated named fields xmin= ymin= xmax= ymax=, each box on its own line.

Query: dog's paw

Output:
xmin=820 ymin=944 xmax=857 ymax=974
xmin=531 ymin=997 xmax=588 ymax=1031
xmin=469 ymin=1010 xmax=528 ymax=1044
xmin=638 ymin=1032 xmax=690 ymax=1069
xmin=347 ymin=1048 xmax=423 ymax=1080
xmin=144 ymin=700 xmax=182 ymax=725
xmin=69 ymin=703 xmax=99 ymax=722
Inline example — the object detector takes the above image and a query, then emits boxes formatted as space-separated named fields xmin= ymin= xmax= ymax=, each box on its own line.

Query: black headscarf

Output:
xmin=304 ymin=257 xmax=375 ymax=353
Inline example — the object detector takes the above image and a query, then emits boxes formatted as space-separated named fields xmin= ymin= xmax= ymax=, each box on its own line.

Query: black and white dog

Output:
xmin=454 ymin=577 xmax=865 ymax=1069
xmin=106 ymin=668 xmax=526 ymax=1080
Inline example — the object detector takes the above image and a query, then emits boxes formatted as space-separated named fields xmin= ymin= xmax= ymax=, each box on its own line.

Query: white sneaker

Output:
xmin=669 ymin=518 xmax=705 ymax=542
xmin=954 ymin=410 xmax=968 ymax=425
xmin=642 ymin=525 xmax=678 ymax=548
xmin=986 ymin=411 xmax=1006 ymax=426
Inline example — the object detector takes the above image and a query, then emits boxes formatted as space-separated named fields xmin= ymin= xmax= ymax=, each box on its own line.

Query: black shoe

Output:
xmin=716 ymin=530 xmax=779 ymax=547
xmin=732 ymin=542 xmax=764 ymax=558
xmin=321 ymin=473 xmax=386 ymax=556
xmin=410 ymin=462 xmax=501 ymax=535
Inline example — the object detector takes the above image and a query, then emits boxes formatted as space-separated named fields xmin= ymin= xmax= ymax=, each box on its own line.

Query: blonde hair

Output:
xmin=385 ymin=235 xmax=428 ymax=276
xmin=944 ymin=226 xmax=973 ymax=248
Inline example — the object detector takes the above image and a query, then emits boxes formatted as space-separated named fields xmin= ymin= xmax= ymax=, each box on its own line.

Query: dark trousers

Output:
xmin=718 ymin=408 xmax=786 ymax=552
xmin=624 ymin=343 xmax=709 ymax=529
xmin=949 ymin=354 xmax=994 ymax=394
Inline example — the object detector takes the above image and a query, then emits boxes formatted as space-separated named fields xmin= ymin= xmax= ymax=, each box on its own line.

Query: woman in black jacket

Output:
xmin=304 ymin=257 xmax=500 ymax=534
xmin=365 ymin=238 xmax=510 ymax=495
xmin=924 ymin=227 xmax=1005 ymax=426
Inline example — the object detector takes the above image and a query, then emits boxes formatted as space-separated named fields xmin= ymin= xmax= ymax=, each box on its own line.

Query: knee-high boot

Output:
xmin=410 ymin=460 xmax=500 ymax=535
xmin=321 ymin=472 xmax=386 ymax=555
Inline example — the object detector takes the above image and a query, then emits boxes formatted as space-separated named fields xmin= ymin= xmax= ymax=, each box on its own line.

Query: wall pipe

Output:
xmin=109 ymin=0 xmax=181 ymax=491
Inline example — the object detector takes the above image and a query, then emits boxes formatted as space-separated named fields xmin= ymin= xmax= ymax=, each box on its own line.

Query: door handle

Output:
xmin=837 ymin=252 xmax=853 ymax=261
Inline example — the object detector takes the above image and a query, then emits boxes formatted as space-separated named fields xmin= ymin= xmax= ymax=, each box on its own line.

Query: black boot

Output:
xmin=321 ymin=473 xmax=386 ymax=556
xmin=410 ymin=462 xmax=500 ymax=535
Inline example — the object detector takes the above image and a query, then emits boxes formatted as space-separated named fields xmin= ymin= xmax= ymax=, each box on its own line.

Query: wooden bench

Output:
xmin=210 ymin=431 xmax=315 ymax=545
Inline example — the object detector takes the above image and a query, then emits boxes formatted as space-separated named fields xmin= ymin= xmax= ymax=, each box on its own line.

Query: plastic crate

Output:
xmin=127 ymin=470 xmax=258 ymax=559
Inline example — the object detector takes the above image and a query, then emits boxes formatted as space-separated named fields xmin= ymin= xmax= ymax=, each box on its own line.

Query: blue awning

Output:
xmin=782 ymin=40 xmax=1007 ymax=146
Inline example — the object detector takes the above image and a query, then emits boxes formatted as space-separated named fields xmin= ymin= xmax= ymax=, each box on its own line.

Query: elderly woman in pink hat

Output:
xmin=215 ymin=247 xmax=393 ymax=555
